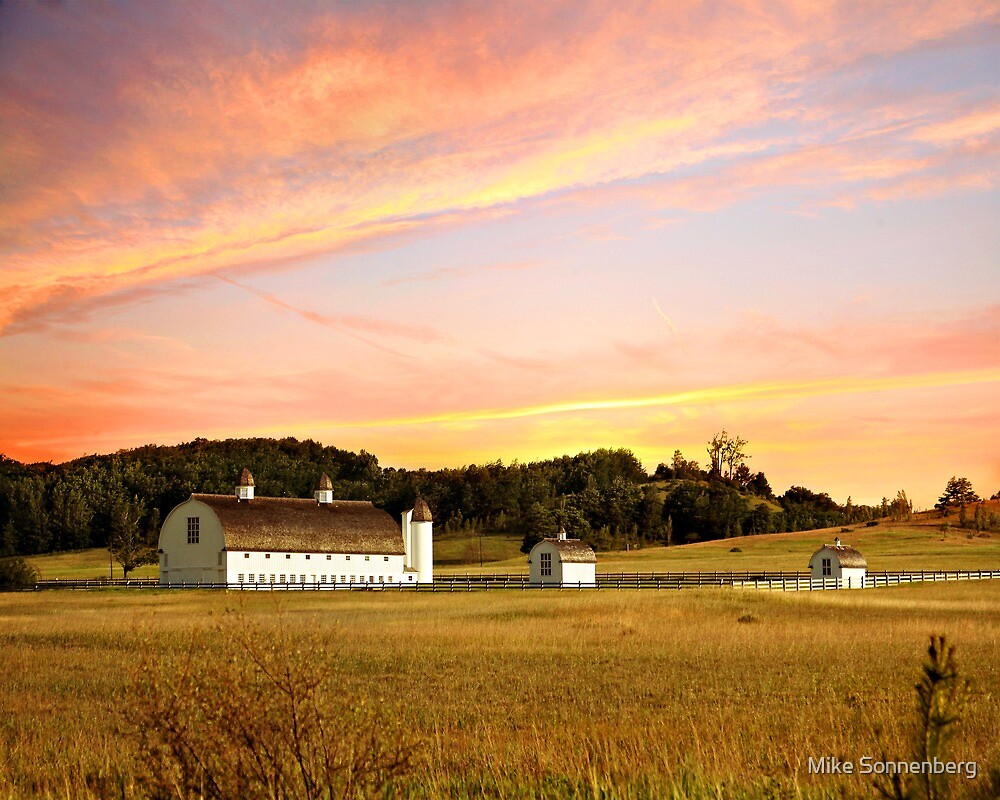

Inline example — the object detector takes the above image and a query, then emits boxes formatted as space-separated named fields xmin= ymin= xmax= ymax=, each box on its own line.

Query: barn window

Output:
xmin=186 ymin=517 xmax=200 ymax=544
xmin=340 ymin=575 xmax=346 ymax=583
xmin=540 ymin=552 xmax=552 ymax=577
xmin=244 ymin=553 xmax=250 ymax=559
xmin=265 ymin=553 xmax=271 ymax=559
xmin=259 ymin=574 xmax=265 ymax=582
xmin=365 ymin=555 xmax=370 ymax=561
xmin=285 ymin=554 xmax=291 ymax=560
xmin=408 ymin=575 xmax=414 ymax=581
xmin=326 ymin=555 xmax=332 ymax=560
xmin=269 ymin=575 xmax=275 ymax=583
xmin=305 ymin=554 xmax=310 ymax=560
xmin=238 ymin=574 xmax=244 ymax=583
xmin=346 ymin=555 xmax=351 ymax=561
xmin=822 ymin=558 xmax=832 ymax=577
xmin=280 ymin=574 xmax=286 ymax=583
xmin=384 ymin=556 xmax=389 ymax=562
xmin=300 ymin=575 xmax=306 ymax=583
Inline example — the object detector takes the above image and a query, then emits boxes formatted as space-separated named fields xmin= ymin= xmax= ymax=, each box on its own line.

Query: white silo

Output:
xmin=410 ymin=497 xmax=433 ymax=583
xmin=401 ymin=508 xmax=413 ymax=568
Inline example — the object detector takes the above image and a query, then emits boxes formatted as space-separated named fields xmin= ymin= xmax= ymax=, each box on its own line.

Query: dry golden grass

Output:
xmin=1 ymin=582 xmax=998 ymax=798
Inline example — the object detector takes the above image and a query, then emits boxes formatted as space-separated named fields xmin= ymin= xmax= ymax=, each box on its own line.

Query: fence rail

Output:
xmin=29 ymin=570 xmax=1000 ymax=592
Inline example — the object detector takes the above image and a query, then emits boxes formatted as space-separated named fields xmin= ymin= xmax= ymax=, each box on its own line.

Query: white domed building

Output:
xmin=528 ymin=527 xmax=597 ymax=587
xmin=157 ymin=469 xmax=433 ymax=587
xmin=808 ymin=537 xmax=867 ymax=588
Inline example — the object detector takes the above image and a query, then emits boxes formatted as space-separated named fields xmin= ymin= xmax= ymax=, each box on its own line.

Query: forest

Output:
xmin=0 ymin=435 xmax=906 ymax=559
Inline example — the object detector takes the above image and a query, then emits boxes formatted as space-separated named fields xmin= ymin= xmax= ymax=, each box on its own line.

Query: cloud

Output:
xmin=1 ymin=0 xmax=995 ymax=329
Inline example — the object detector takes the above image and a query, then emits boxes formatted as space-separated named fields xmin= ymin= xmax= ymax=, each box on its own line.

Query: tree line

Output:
xmin=1 ymin=436 xmax=993 ymax=563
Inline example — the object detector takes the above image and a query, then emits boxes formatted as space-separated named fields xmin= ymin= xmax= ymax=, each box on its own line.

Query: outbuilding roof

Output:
xmin=190 ymin=494 xmax=404 ymax=555
xmin=810 ymin=544 xmax=867 ymax=569
xmin=539 ymin=537 xmax=597 ymax=563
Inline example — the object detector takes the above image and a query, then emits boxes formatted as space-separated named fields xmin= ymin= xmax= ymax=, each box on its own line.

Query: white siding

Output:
xmin=560 ymin=561 xmax=596 ymax=586
xmin=226 ymin=551 xmax=408 ymax=587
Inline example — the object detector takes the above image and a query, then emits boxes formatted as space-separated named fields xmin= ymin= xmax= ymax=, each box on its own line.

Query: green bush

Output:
xmin=0 ymin=557 xmax=39 ymax=591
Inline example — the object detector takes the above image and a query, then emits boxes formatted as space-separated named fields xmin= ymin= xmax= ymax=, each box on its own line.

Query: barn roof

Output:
xmin=190 ymin=494 xmax=404 ymax=555
xmin=540 ymin=537 xmax=597 ymax=563
xmin=811 ymin=544 xmax=867 ymax=569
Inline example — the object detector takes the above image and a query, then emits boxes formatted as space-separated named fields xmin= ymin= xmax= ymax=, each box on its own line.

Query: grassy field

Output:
xmin=1 ymin=583 xmax=998 ymax=798
xmin=25 ymin=510 xmax=1000 ymax=581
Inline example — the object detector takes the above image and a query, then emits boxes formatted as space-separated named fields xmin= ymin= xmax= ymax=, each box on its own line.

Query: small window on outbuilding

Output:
xmin=187 ymin=517 xmax=200 ymax=544
xmin=822 ymin=557 xmax=832 ymax=577
xmin=540 ymin=552 xmax=552 ymax=577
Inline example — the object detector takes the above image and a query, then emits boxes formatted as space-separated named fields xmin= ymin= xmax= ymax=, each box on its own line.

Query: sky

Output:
xmin=0 ymin=0 xmax=997 ymax=508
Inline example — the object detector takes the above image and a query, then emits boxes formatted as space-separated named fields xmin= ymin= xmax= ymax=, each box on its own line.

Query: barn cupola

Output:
xmin=236 ymin=468 xmax=255 ymax=502
xmin=558 ymin=525 xmax=568 ymax=541
xmin=315 ymin=472 xmax=334 ymax=505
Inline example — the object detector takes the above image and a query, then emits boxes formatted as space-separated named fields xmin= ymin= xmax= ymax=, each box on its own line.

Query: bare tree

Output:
xmin=707 ymin=430 xmax=750 ymax=480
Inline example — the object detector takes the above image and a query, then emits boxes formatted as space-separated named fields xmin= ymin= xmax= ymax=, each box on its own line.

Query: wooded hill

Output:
xmin=0 ymin=437 xmax=894 ymax=558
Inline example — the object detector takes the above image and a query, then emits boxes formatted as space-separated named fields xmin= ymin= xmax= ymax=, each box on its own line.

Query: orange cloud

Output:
xmin=2 ymin=0 xmax=995 ymax=332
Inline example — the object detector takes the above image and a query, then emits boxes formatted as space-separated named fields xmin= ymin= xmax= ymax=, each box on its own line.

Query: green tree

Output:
xmin=109 ymin=496 xmax=157 ymax=578
xmin=935 ymin=476 xmax=980 ymax=514
xmin=8 ymin=478 xmax=50 ymax=554
xmin=518 ymin=502 xmax=557 ymax=554
xmin=888 ymin=490 xmax=912 ymax=522
xmin=0 ymin=557 xmax=39 ymax=591
xmin=49 ymin=482 xmax=93 ymax=550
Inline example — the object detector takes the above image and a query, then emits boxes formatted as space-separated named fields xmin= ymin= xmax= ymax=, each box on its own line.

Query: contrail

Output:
xmin=213 ymin=274 xmax=413 ymax=358
xmin=652 ymin=298 xmax=676 ymax=334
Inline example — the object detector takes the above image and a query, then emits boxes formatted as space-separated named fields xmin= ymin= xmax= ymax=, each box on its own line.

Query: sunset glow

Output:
xmin=1 ymin=1 xmax=998 ymax=506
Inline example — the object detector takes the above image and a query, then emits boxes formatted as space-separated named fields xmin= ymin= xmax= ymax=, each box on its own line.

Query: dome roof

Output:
xmin=315 ymin=472 xmax=333 ymax=491
xmin=238 ymin=468 xmax=255 ymax=487
xmin=411 ymin=497 xmax=433 ymax=522
xmin=810 ymin=544 xmax=867 ymax=569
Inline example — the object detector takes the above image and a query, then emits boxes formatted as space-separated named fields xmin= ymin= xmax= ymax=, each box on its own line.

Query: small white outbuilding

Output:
xmin=528 ymin=528 xmax=597 ymax=587
xmin=808 ymin=537 xmax=867 ymax=588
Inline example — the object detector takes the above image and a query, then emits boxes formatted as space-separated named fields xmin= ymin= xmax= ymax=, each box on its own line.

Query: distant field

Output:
xmin=0 ymin=584 xmax=997 ymax=798
xmin=25 ymin=512 xmax=1000 ymax=580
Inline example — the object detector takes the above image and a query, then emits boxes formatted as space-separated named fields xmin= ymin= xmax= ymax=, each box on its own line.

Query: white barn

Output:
xmin=528 ymin=528 xmax=597 ymax=587
xmin=157 ymin=469 xmax=434 ymax=587
xmin=808 ymin=537 xmax=867 ymax=588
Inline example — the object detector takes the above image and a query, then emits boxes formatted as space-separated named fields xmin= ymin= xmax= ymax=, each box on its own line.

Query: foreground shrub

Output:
xmin=873 ymin=635 xmax=979 ymax=800
xmin=133 ymin=609 xmax=413 ymax=799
